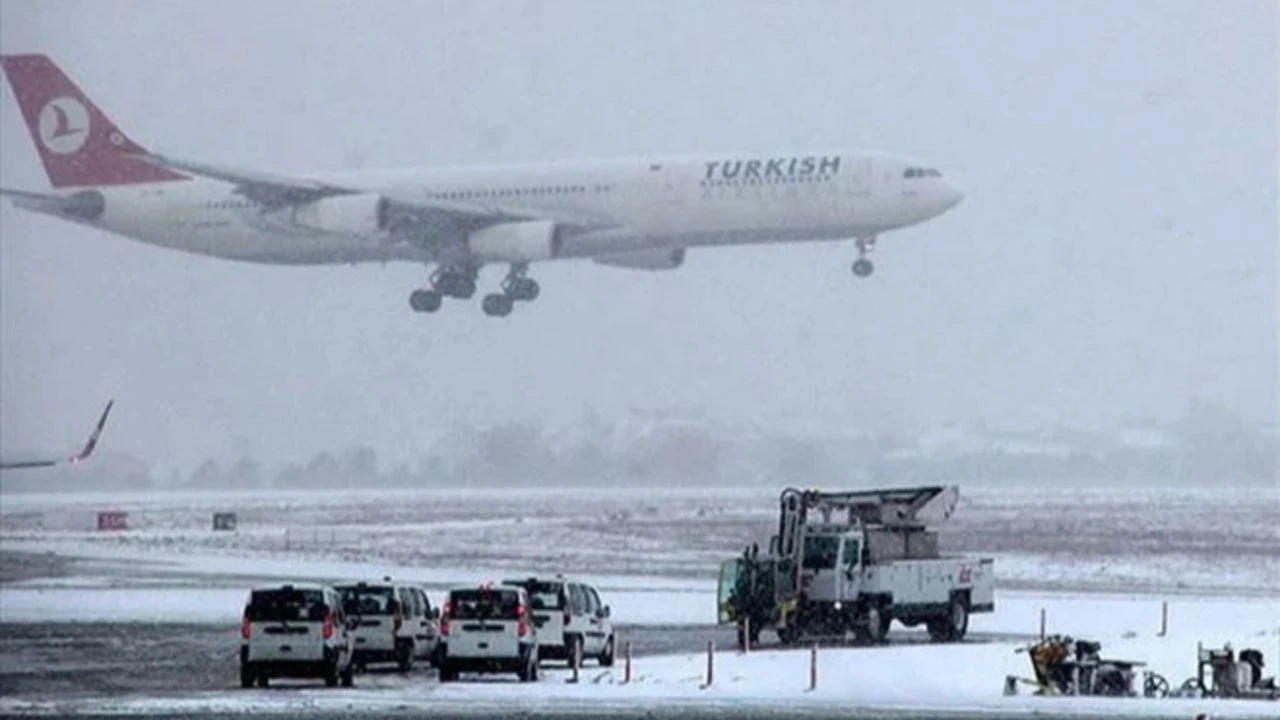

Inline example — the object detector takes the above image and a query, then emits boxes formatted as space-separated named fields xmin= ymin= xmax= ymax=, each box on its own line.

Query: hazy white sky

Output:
xmin=1 ymin=0 xmax=1275 ymax=474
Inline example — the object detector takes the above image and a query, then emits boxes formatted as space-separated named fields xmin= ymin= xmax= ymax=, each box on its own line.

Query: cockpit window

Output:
xmin=904 ymin=167 xmax=943 ymax=179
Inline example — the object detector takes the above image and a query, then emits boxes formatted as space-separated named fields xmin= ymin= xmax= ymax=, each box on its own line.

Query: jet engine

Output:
xmin=292 ymin=193 xmax=390 ymax=237
xmin=592 ymin=248 xmax=686 ymax=271
xmin=468 ymin=220 xmax=563 ymax=263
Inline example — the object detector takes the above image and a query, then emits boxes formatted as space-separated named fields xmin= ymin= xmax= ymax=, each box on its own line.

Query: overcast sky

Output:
xmin=1 ymin=0 xmax=1275 ymax=475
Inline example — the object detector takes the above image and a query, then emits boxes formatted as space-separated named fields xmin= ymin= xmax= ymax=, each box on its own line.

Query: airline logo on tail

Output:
xmin=38 ymin=97 xmax=89 ymax=154
xmin=0 ymin=53 xmax=186 ymax=187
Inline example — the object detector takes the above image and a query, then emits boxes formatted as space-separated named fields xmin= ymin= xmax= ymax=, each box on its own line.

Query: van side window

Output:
xmin=569 ymin=584 xmax=586 ymax=614
xmin=417 ymin=589 xmax=432 ymax=617
xmin=587 ymin=587 xmax=603 ymax=614
xmin=398 ymin=588 xmax=417 ymax=617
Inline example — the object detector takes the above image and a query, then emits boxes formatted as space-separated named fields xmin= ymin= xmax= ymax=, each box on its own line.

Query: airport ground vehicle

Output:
xmin=437 ymin=583 xmax=540 ymax=682
xmin=1176 ymin=645 xmax=1279 ymax=700
xmin=239 ymin=583 xmax=355 ymax=688
xmin=717 ymin=485 xmax=994 ymax=648
xmin=1008 ymin=635 xmax=1154 ymax=697
xmin=334 ymin=579 xmax=440 ymax=672
xmin=502 ymin=575 xmax=615 ymax=666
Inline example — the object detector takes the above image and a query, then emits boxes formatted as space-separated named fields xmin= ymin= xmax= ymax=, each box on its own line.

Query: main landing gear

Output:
xmin=852 ymin=235 xmax=876 ymax=278
xmin=408 ymin=266 xmax=478 ymax=314
xmin=409 ymin=264 xmax=540 ymax=318
xmin=481 ymin=265 xmax=539 ymax=318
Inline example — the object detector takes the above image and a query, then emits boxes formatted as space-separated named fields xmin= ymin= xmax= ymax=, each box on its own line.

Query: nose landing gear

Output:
xmin=851 ymin=235 xmax=876 ymax=278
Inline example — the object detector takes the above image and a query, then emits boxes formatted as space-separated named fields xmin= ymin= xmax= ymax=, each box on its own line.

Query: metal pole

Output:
xmin=624 ymin=640 xmax=632 ymax=684
xmin=704 ymin=640 xmax=714 ymax=688
xmin=1159 ymin=601 xmax=1168 ymax=636
xmin=743 ymin=617 xmax=751 ymax=654
xmin=809 ymin=642 xmax=818 ymax=691
xmin=1039 ymin=608 xmax=1046 ymax=640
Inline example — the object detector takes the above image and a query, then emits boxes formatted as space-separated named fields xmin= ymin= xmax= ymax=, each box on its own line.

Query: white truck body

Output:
xmin=720 ymin=486 xmax=996 ymax=646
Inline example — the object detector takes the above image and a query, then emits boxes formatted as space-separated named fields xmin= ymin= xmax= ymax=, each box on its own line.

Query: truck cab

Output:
xmin=798 ymin=528 xmax=863 ymax=603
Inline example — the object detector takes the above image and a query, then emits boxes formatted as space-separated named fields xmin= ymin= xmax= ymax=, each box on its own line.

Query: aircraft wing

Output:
xmin=132 ymin=153 xmax=618 ymax=236
xmin=0 ymin=399 xmax=114 ymax=471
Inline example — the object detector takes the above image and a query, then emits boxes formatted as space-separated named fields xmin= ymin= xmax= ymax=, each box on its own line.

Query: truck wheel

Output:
xmin=928 ymin=597 xmax=969 ymax=642
xmin=865 ymin=605 xmax=889 ymax=645
xmin=946 ymin=597 xmax=969 ymax=640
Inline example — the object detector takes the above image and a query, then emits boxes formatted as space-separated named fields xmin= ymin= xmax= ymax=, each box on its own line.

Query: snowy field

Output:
xmin=2 ymin=484 xmax=1276 ymax=595
xmin=1 ymin=484 xmax=1277 ymax=718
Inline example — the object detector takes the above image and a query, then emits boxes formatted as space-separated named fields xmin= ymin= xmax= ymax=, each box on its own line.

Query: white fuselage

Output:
xmin=64 ymin=150 xmax=961 ymax=266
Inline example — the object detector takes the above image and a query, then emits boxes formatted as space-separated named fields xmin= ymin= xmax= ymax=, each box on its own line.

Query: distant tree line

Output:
xmin=1 ymin=398 xmax=1273 ymax=492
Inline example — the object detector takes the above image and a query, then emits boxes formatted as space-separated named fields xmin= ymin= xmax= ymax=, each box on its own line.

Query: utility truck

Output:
xmin=717 ymin=485 xmax=994 ymax=648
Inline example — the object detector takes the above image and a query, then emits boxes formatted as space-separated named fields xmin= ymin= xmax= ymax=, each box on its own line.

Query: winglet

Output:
xmin=71 ymin=398 xmax=114 ymax=464
xmin=0 ymin=54 xmax=185 ymax=188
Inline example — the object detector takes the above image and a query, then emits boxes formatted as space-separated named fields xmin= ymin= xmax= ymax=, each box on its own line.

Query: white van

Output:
xmin=239 ymin=583 xmax=355 ymax=688
xmin=502 ymin=576 xmax=614 ymax=667
xmin=437 ymin=584 xmax=539 ymax=682
xmin=335 ymin=580 xmax=440 ymax=672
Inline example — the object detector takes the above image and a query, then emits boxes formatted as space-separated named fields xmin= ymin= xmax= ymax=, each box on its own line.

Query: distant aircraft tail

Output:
xmin=72 ymin=399 xmax=115 ymax=464
xmin=0 ymin=398 xmax=114 ymax=471
xmin=0 ymin=54 xmax=186 ymax=188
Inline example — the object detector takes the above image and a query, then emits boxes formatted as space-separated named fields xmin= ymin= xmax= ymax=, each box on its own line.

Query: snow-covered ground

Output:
xmin=3 ymin=485 xmax=1276 ymax=595
xmin=3 ymin=611 xmax=1278 ymax=718
xmin=2 ymin=485 xmax=1277 ymax=717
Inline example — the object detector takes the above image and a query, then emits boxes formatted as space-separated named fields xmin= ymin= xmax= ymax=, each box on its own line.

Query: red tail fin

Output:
xmin=0 ymin=54 xmax=185 ymax=188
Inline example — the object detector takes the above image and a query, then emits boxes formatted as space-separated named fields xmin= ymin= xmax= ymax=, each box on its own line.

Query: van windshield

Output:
xmin=246 ymin=588 xmax=327 ymax=622
xmin=450 ymin=589 xmax=521 ymax=620
xmin=335 ymin=585 xmax=395 ymax=616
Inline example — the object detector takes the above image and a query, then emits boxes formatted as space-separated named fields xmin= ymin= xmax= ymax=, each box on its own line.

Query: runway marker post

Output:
xmin=623 ymin=640 xmax=632 ymax=684
xmin=1158 ymin=601 xmax=1168 ymax=636
xmin=809 ymin=642 xmax=818 ymax=691
xmin=702 ymin=640 xmax=714 ymax=688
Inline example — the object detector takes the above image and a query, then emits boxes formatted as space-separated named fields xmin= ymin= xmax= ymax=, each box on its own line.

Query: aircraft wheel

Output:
xmin=852 ymin=258 xmax=874 ymax=278
xmin=409 ymin=289 xmax=442 ymax=313
xmin=482 ymin=293 xmax=514 ymax=317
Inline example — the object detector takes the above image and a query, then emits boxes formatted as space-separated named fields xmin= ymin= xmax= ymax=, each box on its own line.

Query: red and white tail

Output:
xmin=0 ymin=54 xmax=186 ymax=188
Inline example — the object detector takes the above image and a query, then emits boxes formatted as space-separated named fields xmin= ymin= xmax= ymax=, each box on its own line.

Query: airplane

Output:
xmin=0 ymin=399 xmax=114 ymax=471
xmin=0 ymin=54 xmax=963 ymax=318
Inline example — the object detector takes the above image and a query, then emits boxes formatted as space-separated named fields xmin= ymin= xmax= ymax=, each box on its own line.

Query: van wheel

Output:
xmin=599 ymin=635 xmax=615 ymax=667
xmin=438 ymin=662 xmax=458 ymax=682
xmin=256 ymin=674 xmax=269 ymax=688
xmin=239 ymin=666 xmax=254 ymax=689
